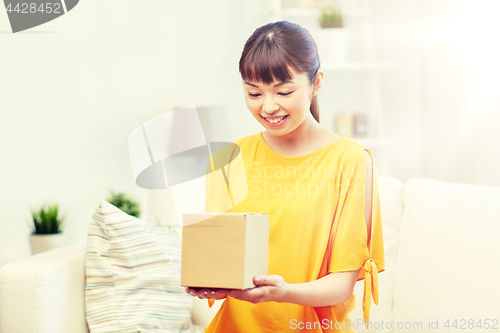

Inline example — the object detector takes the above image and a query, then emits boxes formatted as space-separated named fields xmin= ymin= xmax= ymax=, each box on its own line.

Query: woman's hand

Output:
xmin=226 ymin=274 xmax=288 ymax=304
xmin=185 ymin=287 xmax=226 ymax=300
xmin=185 ymin=275 xmax=288 ymax=304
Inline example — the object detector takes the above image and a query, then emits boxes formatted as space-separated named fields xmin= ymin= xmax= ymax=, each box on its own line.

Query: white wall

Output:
xmin=363 ymin=0 xmax=500 ymax=186
xmin=420 ymin=0 xmax=500 ymax=186
xmin=372 ymin=0 xmax=425 ymax=182
xmin=0 ymin=0 xmax=259 ymax=267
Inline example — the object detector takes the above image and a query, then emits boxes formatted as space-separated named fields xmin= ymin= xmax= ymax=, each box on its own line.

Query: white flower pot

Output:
xmin=315 ymin=27 xmax=350 ymax=63
xmin=29 ymin=233 xmax=66 ymax=255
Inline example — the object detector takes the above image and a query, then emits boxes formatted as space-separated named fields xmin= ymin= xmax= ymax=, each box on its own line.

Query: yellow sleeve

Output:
xmin=326 ymin=147 xmax=385 ymax=326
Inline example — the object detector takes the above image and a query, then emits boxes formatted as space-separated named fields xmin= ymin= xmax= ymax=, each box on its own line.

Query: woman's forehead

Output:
xmin=243 ymin=72 xmax=307 ymax=87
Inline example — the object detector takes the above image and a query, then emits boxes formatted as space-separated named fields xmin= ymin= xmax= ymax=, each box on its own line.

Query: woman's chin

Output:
xmin=264 ymin=126 xmax=292 ymax=137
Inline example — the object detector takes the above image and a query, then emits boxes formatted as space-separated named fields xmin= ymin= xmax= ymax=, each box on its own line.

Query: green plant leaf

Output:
xmin=29 ymin=203 xmax=64 ymax=234
xmin=106 ymin=191 xmax=141 ymax=217
xmin=319 ymin=6 xmax=344 ymax=28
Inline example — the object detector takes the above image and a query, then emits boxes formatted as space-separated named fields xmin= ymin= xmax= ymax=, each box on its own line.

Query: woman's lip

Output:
xmin=261 ymin=114 xmax=289 ymax=126
xmin=260 ymin=115 xmax=288 ymax=120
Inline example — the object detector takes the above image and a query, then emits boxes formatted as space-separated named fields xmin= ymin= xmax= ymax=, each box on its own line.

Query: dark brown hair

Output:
xmin=239 ymin=21 xmax=321 ymax=123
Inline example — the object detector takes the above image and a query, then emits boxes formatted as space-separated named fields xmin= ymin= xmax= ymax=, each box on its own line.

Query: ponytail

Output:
xmin=310 ymin=95 xmax=320 ymax=123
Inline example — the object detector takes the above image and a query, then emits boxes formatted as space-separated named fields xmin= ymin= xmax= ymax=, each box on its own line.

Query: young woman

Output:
xmin=186 ymin=21 xmax=385 ymax=333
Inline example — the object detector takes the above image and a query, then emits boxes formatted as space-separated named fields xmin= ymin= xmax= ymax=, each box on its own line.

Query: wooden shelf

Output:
xmin=321 ymin=62 xmax=397 ymax=71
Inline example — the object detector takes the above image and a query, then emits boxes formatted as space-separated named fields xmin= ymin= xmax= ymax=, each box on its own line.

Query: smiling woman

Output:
xmin=243 ymin=69 xmax=342 ymax=158
xmin=186 ymin=20 xmax=385 ymax=333
xmin=243 ymin=69 xmax=311 ymax=134
xmin=239 ymin=21 xmax=321 ymax=124
xmin=241 ymin=56 xmax=323 ymax=148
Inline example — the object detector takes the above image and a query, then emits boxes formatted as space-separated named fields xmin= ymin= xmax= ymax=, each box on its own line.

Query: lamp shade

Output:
xmin=128 ymin=104 xmax=247 ymax=226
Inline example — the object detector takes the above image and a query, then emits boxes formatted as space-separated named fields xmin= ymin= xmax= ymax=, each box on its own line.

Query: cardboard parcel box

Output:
xmin=181 ymin=212 xmax=269 ymax=290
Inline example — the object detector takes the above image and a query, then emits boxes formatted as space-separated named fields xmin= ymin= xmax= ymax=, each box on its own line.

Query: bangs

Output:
xmin=240 ymin=40 xmax=298 ymax=85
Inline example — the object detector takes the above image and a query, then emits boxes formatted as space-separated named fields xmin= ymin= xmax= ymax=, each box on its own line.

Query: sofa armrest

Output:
xmin=0 ymin=242 xmax=89 ymax=333
xmin=0 ymin=241 xmax=220 ymax=332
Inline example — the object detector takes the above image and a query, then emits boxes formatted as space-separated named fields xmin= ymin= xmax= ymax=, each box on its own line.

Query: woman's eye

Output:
xmin=248 ymin=92 xmax=293 ymax=98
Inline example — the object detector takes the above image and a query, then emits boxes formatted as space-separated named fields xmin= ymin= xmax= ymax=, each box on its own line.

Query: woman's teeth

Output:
xmin=266 ymin=116 xmax=286 ymax=123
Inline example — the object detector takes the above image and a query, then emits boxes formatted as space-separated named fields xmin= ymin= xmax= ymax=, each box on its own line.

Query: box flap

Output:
xmin=182 ymin=212 xmax=266 ymax=227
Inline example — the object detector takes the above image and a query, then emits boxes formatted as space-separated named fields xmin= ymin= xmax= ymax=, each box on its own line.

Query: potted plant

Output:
xmin=315 ymin=6 xmax=349 ymax=62
xmin=106 ymin=190 xmax=141 ymax=218
xmin=28 ymin=203 xmax=66 ymax=255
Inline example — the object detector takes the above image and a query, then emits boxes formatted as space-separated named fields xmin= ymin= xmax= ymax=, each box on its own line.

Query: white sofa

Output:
xmin=1 ymin=176 xmax=499 ymax=333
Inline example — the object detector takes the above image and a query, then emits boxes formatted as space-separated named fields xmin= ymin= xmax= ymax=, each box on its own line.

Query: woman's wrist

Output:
xmin=279 ymin=281 xmax=299 ymax=304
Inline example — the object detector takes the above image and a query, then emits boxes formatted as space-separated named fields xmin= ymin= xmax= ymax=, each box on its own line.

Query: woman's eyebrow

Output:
xmin=244 ymin=80 xmax=295 ymax=88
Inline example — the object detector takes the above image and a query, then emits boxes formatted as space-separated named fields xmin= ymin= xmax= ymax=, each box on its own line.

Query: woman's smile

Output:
xmin=260 ymin=114 xmax=289 ymax=126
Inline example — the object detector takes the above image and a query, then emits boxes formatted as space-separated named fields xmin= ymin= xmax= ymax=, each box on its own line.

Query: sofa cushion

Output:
xmin=394 ymin=178 xmax=500 ymax=332
xmin=85 ymin=200 xmax=203 ymax=333
xmin=350 ymin=176 xmax=404 ymax=332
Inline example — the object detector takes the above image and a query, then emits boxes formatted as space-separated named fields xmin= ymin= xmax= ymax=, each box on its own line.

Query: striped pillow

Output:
xmin=85 ymin=200 xmax=203 ymax=333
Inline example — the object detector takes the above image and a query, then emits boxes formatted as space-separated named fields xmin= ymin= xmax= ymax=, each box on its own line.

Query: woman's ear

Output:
xmin=312 ymin=70 xmax=324 ymax=97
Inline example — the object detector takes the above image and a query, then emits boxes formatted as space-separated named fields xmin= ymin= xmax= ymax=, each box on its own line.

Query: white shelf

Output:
xmin=321 ymin=62 xmax=397 ymax=71
xmin=281 ymin=8 xmax=373 ymax=19
xmin=272 ymin=0 xmax=398 ymax=176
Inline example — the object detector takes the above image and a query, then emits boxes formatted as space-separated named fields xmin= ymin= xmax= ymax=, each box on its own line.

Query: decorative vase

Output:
xmin=29 ymin=233 xmax=66 ymax=255
xmin=353 ymin=114 xmax=368 ymax=137
xmin=316 ymin=27 xmax=350 ymax=63
xmin=334 ymin=113 xmax=354 ymax=137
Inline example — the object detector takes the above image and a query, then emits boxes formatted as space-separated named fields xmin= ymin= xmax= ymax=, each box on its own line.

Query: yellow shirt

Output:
xmin=204 ymin=132 xmax=385 ymax=332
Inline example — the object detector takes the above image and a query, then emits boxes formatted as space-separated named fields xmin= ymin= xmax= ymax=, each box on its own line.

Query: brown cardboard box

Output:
xmin=181 ymin=212 xmax=269 ymax=290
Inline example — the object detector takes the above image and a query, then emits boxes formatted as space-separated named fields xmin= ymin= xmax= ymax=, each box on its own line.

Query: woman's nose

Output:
xmin=262 ymin=96 xmax=279 ymax=114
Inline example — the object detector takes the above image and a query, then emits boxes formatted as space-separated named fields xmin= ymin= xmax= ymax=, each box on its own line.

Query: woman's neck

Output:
xmin=263 ymin=113 xmax=326 ymax=152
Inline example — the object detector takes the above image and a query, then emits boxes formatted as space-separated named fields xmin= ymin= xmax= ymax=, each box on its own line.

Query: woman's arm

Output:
xmin=187 ymin=268 xmax=360 ymax=307
xmin=282 ymin=268 xmax=361 ymax=306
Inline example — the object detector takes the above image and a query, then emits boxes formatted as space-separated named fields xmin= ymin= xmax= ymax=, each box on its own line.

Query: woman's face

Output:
xmin=242 ymin=67 xmax=321 ymax=137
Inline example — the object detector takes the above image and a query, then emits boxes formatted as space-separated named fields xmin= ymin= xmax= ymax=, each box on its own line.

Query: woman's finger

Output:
xmin=186 ymin=287 xmax=204 ymax=297
xmin=201 ymin=288 xmax=216 ymax=297
xmin=185 ymin=287 xmax=230 ymax=299
xmin=254 ymin=275 xmax=275 ymax=286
